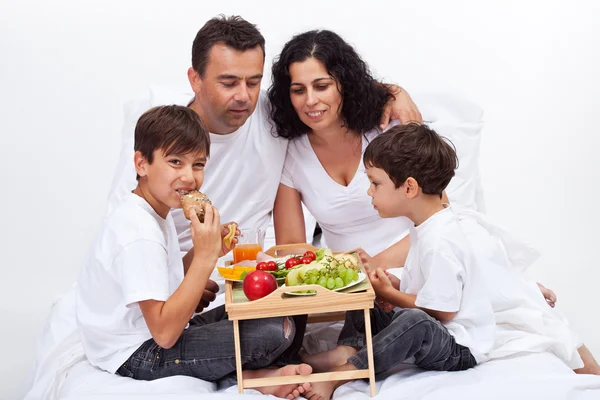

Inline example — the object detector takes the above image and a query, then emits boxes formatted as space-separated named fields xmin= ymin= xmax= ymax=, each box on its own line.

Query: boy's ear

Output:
xmin=187 ymin=67 xmax=203 ymax=94
xmin=134 ymin=151 xmax=149 ymax=178
xmin=404 ymin=177 xmax=419 ymax=199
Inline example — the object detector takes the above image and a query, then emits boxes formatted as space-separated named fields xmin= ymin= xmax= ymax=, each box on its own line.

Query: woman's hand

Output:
xmin=537 ymin=282 xmax=557 ymax=308
xmin=380 ymin=85 xmax=423 ymax=129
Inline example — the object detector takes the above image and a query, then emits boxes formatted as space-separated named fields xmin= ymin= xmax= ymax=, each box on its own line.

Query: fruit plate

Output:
xmin=281 ymin=272 xmax=367 ymax=296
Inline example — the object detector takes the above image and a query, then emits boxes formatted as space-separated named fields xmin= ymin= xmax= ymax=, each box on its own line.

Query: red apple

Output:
xmin=243 ymin=270 xmax=277 ymax=301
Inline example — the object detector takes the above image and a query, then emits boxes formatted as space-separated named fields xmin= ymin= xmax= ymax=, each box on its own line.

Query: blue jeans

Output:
xmin=338 ymin=307 xmax=477 ymax=374
xmin=116 ymin=305 xmax=304 ymax=381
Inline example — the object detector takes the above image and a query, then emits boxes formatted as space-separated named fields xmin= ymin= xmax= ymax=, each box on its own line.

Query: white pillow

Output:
xmin=411 ymin=91 xmax=486 ymax=212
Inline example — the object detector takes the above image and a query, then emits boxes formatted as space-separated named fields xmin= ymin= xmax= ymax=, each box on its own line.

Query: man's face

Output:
xmin=189 ymin=44 xmax=264 ymax=134
xmin=366 ymin=166 xmax=407 ymax=218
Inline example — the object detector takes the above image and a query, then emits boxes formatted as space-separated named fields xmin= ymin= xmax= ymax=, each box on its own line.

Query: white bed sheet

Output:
xmin=25 ymin=286 xmax=600 ymax=400
xmin=56 ymin=352 xmax=600 ymax=400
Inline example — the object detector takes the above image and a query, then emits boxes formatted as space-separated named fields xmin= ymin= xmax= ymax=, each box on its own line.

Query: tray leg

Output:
xmin=363 ymin=308 xmax=376 ymax=397
xmin=233 ymin=319 xmax=244 ymax=394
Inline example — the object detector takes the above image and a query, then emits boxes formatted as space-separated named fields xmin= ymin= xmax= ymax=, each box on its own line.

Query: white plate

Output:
xmin=282 ymin=272 xmax=366 ymax=296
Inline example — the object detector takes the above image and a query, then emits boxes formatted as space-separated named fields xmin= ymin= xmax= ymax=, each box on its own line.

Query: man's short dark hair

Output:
xmin=363 ymin=123 xmax=458 ymax=197
xmin=134 ymin=105 xmax=210 ymax=180
xmin=191 ymin=15 xmax=266 ymax=77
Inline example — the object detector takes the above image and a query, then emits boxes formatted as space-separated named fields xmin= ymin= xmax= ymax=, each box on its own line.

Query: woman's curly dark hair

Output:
xmin=268 ymin=30 xmax=394 ymax=139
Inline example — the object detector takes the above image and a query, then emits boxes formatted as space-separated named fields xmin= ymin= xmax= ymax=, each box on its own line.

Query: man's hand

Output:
xmin=380 ymin=85 xmax=423 ymax=130
xmin=537 ymin=282 xmax=557 ymax=308
xmin=219 ymin=222 xmax=240 ymax=257
xmin=195 ymin=279 xmax=219 ymax=313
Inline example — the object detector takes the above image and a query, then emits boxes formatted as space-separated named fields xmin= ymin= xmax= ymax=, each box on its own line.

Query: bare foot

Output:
xmin=243 ymin=364 xmax=312 ymax=399
xmin=574 ymin=345 xmax=600 ymax=375
xmin=300 ymin=345 xmax=358 ymax=373
xmin=304 ymin=380 xmax=337 ymax=400
xmin=574 ymin=365 xmax=600 ymax=376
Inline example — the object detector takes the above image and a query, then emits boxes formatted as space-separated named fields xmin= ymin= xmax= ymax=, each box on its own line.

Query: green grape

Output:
xmin=338 ymin=267 xmax=347 ymax=280
xmin=343 ymin=273 xmax=354 ymax=286
xmin=318 ymin=276 xmax=327 ymax=287
xmin=326 ymin=277 xmax=335 ymax=289
xmin=335 ymin=277 xmax=344 ymax=289
xmin=309 ymin=275 xmax=318 ymax=284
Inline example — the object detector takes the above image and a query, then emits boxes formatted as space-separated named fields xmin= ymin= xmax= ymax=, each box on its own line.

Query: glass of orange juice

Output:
xmin=233 ymin=228 xmax=264 ymax=264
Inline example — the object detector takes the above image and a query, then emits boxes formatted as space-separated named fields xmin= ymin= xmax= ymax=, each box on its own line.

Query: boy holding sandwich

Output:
xmin=76 ymin=105 xmax=311 ymax=398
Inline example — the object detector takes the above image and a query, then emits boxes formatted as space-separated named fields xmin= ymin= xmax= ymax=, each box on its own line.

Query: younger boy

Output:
xmin=301 ymin=123 xmax=496 ymax=400
xmin=76 ymin=105 xmax=311 ymax=398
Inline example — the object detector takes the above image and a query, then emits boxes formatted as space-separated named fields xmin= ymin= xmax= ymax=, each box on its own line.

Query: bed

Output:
xmin=23 ymin=90 xmax=600 ymax=400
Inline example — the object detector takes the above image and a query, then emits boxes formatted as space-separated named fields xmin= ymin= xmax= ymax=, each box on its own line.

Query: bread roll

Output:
xmin=179 ymin=189 xmax=211 ymax=223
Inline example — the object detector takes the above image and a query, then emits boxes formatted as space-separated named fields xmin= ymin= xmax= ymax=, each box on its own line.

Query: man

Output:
xmin=107 ymin=15 xmax=421 ymax=273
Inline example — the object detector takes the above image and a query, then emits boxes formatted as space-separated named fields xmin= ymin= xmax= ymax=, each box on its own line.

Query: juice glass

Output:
xmin=233 ymin=228 xmax=264 ymax=264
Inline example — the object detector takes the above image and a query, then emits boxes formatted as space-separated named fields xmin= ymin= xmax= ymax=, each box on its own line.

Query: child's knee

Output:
xmin=394 ymin=308 xmax=431 ymax=327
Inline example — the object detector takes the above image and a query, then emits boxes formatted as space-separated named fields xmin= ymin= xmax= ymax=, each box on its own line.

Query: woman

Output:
xmin=267 ymin=31 xmax=600 ymax=387
xmin=268 ymin=30 xmax=417 ymax=269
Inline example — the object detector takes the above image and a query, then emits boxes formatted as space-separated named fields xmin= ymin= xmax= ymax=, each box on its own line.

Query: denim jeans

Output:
xmin=116 ymin=305 xmax=305 ymax=381
xmin=338 ymin=307 xmax=477 ymax=374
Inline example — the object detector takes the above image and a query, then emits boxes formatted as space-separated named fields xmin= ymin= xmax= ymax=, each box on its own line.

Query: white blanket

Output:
xmin=24 ymin=286 xmax=600 ymax=400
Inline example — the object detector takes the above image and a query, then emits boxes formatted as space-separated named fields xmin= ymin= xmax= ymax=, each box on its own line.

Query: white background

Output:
xmin=1 ymin=0 xmax=599 ymax=398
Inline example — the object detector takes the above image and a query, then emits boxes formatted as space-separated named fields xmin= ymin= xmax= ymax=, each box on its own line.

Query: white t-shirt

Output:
xmin=76 ymin=192 xmax=184 ymax=373
xmin=280 ymin=126 xmax=411 ymax=256
xmin=400 ymin=207 xmax=495 ymax=363
xmin=107 ymin=87 xmax=289 ymax=256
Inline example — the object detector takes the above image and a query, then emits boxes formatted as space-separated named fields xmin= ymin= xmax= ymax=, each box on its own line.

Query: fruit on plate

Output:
xmin=284 ymin=252 xmax=360 ymax=290
xmin=243 ymin=270 xmax=277 ymax=301
xmin=217 ymin=265 xmax=256 ymax=280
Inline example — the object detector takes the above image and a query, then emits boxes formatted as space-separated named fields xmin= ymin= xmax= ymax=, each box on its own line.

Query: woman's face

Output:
xmin=288 ymin=57 xmax=343 ymax=132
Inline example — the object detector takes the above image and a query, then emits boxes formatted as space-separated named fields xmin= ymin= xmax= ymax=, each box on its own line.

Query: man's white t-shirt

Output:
xmin=280 ymin=125 xmax=411 ymax=256
xmin=400 ymin=207 xmax=495 ymax=363
xmin=76 ymin=192 xmax=184 ymax=373
xmin=107 ymin=87 xmax=288 ymax=256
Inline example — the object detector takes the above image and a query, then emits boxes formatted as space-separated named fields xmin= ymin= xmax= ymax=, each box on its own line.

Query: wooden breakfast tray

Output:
xmin=225 ymin=243 xmax=377 ymax=396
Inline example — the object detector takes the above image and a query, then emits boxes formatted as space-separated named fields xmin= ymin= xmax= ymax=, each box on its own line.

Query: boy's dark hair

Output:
xmin=268 ymin=30 xmax=394 ymax=139
xmin=363 ymin=123 xmax=458 ymax=197
xmin=134 ymin=105 xmax=210 ymax=180
xmin=191 ymin=15 xmax=266 ymax=77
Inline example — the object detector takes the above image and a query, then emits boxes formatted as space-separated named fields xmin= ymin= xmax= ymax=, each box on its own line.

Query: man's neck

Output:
xmin=409 ymin=195 xmax=446 ymax=227
xmin=188 ymin=97 xmax=235 ymax=135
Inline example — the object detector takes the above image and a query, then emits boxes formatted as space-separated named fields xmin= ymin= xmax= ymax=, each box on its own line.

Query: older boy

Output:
xmin=301 ymin=124 xmax=496 ymax=400
xmin=76 ymin=105 xmax=311 ymax=399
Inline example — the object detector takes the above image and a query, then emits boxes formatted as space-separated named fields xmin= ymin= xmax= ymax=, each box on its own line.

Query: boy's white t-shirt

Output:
xmin=76 ymin=192 xmax=184 ymax=373
xmin=280 ymin=125 xmax=411 ymax=256
xmin=400 ymin=207 xmax=495 ymax=363
xmin=107 ymin=87 xmax=288 ymax=255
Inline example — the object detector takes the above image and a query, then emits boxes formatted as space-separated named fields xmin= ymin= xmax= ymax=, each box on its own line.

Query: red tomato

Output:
xmin=285 ymin=258 xmax=300 ymax=269
xmin=303 ymin=251 xmax=316 ymax=262
xmin=266 ymin=261 xmax=277 ymax=271
xmin=243 ymin=270 xmax=277 ymax=301
xmin=256 ymin=262 xmax=268 ymax=271
xmin=300 ymin=256 xmax=313 ymax=265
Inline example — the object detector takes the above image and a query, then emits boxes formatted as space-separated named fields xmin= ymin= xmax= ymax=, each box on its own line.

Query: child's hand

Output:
xmin=386 ymin=271 xmax=401 ymax=291
xmin=352 ymin=248 xmax=380 ymax=274
xmin=190 ymin=205 xmax=221 ymax=267
xmin=375 ymin=296 xmax=395 ymax=313
xmin=219 ymin=222 xmax=240 ymax=257
xmin=369 ymin=268 xmax=394 ymax=298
